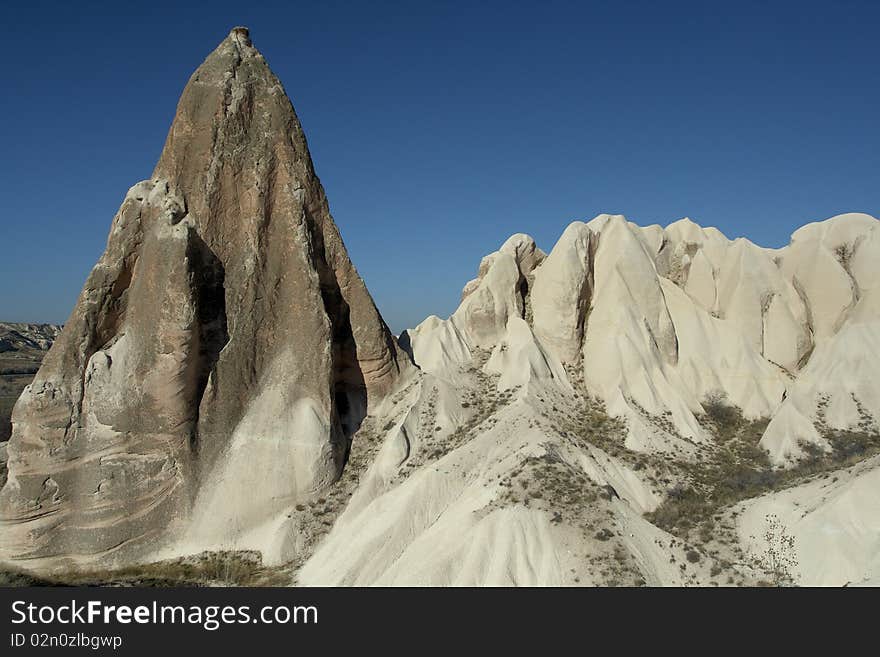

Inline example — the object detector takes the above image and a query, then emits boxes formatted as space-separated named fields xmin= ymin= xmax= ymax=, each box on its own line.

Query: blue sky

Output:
xmin=1 ymin=1 xmax=878 ymax=332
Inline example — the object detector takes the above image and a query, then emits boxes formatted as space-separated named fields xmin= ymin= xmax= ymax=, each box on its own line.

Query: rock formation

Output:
xmin=0 ymin=324 xmax=62 ymax=354
xmin=0 ymin=28 xmax=408 ymax=567
xmin=2 ymin=28 xmax=878 ymax=587
xmin=300 ymin=212 xmax=879 ymax=586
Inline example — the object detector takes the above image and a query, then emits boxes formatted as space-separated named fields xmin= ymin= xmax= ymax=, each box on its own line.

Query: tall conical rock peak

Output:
xmin=0 ymin=28 xmax=409 ymax=565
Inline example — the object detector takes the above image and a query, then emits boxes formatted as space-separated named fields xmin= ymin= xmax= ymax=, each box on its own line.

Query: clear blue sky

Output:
xmin=1 ymin=1 xmax=878 ymax=332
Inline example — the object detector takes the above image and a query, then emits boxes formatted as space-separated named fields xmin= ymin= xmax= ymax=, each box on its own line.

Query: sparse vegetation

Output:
xmin=750 ymin=514 xmax=798 ymax=586
xmin=834 ymin=243 xmax=854 ymax=268
xmin=702 ymin=391 xmax=745 ymax=441
xmin=401 ymin=349 xmax=511 ymax=467
xmin=0 ymin=566 xmax=57 ymax=586
xmin=1 ymin=550 xmax=287 ymax=587
xmin=641 ymin=390 xmax=878 ymax=586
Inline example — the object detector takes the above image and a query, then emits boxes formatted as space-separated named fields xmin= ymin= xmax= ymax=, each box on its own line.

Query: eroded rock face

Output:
xmin=0 ymin=27 xmax=408 ymax=566
xmin=531 ymin=222 xmax=596 ymax=364
xmin=292 ymin=210 xmax=880 ymax=587
xmin=407 ymin=212 xmax=880 ymax=462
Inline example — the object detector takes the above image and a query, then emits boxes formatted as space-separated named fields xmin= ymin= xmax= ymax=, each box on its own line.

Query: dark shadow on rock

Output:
xmin=305 ymin=217 xmax=368 ymax=469
xmin=186 ymin=230 xmax=229 ymax=452
xmin=397 ymin=330 xmax=418 ymax=368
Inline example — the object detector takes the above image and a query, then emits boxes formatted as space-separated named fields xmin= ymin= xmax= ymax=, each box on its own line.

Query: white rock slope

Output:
xmin=298 ymin=211 xmax=880 ymax=587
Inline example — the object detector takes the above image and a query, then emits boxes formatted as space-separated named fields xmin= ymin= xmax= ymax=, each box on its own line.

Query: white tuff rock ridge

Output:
xmin=301 ymin=211 xmax=880 ymax=586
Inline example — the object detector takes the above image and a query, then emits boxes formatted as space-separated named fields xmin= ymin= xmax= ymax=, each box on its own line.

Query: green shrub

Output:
xmin=702 ymin=391 xmax=744 ymax=442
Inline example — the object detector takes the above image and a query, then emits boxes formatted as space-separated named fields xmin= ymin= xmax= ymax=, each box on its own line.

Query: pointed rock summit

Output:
xmin=0 ymin=28 xmax=408 ymax=565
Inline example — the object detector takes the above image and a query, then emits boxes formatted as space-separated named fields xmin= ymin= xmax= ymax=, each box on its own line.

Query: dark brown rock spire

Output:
xmin=0 ymin=27 xmax=409 ymax=567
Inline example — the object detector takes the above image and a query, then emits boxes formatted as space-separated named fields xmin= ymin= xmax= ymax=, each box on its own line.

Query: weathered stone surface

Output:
xmin=531 ymin=222 xmax=596 ymax=363
xmin=408 ymin=211 xmax=879 ymax=463
xmin=0 ymin=27 xmax=408 ymax=566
